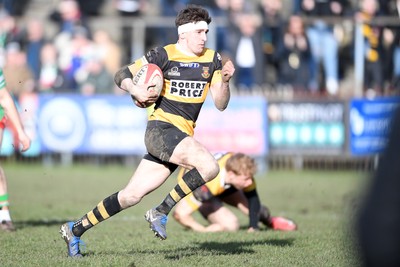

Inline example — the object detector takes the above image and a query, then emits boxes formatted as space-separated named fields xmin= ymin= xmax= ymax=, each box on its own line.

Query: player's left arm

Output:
xmin=209 ymin=56 xmax=235 ymax=111
xmin=244 ymin=186 xmax=261 ymax=231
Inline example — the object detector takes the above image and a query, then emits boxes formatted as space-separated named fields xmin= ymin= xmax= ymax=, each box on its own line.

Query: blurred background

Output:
xmin=0 ymin=0 xmax=399 ymax=171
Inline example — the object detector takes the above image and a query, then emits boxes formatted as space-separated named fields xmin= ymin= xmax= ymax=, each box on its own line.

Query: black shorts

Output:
xmin=144 ymin=120 xmax=188 ymax=163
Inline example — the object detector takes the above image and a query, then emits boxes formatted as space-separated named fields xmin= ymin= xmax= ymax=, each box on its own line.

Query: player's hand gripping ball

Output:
xmin=131 ymin=63 xmax=163 ymax=108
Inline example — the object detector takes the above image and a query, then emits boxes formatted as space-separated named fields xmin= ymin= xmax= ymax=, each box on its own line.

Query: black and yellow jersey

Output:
xmin=178 ymin=152 xmax=261 ymax=228
xmin=177 ymin=152 xmax=257 ymax=202
xmin=128 ymin=44 xmax=223 ymax=136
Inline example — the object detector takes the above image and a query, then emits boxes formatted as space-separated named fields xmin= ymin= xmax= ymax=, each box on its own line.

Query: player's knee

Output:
xmin=223 ymin=219 xmax=239 ymax=232
xmin=118 ymin=190 xmax=143 ymax=208
xmin=172 ymin=210 xmax=181 ymax=222
xmin=203 ymin=159 xmax=219 ymax=182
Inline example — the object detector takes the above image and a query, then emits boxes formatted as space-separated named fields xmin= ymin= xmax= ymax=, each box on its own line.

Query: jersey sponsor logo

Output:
xmin=132 ymin=65 xmax=147 ymax=85
xmin=169 ymin=79 xmax=207 ymax=98
xmin=179 ymin=62 xmax=200 ymax=68
xmin=168 ymin=66 xmax=180 ymax=77
xmin=201 ymin=67 xmax=210 ymax=79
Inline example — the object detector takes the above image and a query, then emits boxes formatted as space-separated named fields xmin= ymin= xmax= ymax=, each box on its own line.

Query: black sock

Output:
xmin=156 ymin=168 xmax=205 ymax=215
xmin=72 ymin=192 xmax=122 ymax=237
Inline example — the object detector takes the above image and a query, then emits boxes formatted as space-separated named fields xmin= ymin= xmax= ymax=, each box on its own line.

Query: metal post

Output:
xmin=354 ymin=21 xmax=364 ymax=98
xmin=131 ymin=18 xmax=146 ymax=62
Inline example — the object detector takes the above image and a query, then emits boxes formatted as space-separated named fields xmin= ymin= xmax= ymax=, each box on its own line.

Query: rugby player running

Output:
xmin=59 ymin=5 xmax=235 ymax=257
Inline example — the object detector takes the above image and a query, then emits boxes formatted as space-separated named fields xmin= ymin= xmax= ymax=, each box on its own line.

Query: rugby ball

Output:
xmin=131 ymin=63 xmax=163 ymax=108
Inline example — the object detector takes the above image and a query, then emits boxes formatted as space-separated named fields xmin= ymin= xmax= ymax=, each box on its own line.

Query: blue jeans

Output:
xmin=306 ymin=23 xmax=339 ymax=92
xmin=394 ymin=46 xmax=400 ymax=77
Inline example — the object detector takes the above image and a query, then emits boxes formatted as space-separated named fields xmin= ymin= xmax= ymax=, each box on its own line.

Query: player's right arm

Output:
xmin=114 ymin=58 xmax=158 ymax=106
xmin=0 ymin=88 xmax=30 ymax=152
xmin=114 ymin=64 xmax=158 ymax=107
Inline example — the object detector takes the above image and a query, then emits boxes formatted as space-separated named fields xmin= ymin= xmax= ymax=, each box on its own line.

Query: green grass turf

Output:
xmin=0 ymin=162 xmax=368 ymax=266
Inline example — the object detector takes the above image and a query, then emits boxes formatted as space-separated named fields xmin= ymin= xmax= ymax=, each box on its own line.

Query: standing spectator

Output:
xmin=56 ymin=26 xmax=94 ymax=92
xmin=0 ymin=11 xmax=22 ymax=67
xmin=92 ymin=29 xmax=122 ymax=76
xmin=113 ymin=0 xmax=146 ymax=63
xmin=155 ymin=0 xmax=188 ymax=49
xmin=19 ymin=18 xmax=47 ymax=82
xmin=227 ymin=0 xmax=264 ymax=94
xmin=296 ymin=0 xmax=346 ymax=96
xmin=0 ymin=0 xmax=31 ymax=16
xmin=227 ymin=11 xmax=264 ymax=94
xmin=2 ymin=42 xmax=34 ymax=98
xmin=356 ymin=0 xmax=385 ymax=98
xmin=77 ymin=53 xmax=116 ymax=95
xmin=380 ymin=0 xmax=400 ymax=94
xmin=37 ymin=43 xmax=67 ymax=93
xmin=259 ymin=0 xmax=285 ymax=86
xmin=48 ymin=0 xmax=91 ymax=38
xmin=76 ymin=0 xmax=106 ymax=16
xmin=212 ymin=0 xmax=230 ymax=54
xmin=275 ymin=15 xmax=312 ymax=94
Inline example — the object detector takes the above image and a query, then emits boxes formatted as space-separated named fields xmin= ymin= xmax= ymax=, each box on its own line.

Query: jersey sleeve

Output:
xmin=126 ymin=46 xmax=168 ymax=75
xmin=244 ymin=188 xmax=261 ymax=229
xmin=210 ymin=52 xmax=223 ymax=86
xmin=0 ymin=69 xmax=6 ymax=90
xmin=144 ymin=46 xmax=168 ymax=69
xmin=243 ymin=179 xmax=260 ymax=229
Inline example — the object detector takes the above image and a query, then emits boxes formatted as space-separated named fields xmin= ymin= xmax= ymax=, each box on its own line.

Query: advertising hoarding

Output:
xmin=195 ymin=96 xmax=268 ymax=156
xmin=349 ymin=97 xmax=400 ymax=155
xmin=267 ymin=101 xmax=346 ymax=155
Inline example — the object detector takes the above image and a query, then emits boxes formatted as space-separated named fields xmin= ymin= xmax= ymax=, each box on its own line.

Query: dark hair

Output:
xmin=175 ymin=5 xmax=212 ymax=27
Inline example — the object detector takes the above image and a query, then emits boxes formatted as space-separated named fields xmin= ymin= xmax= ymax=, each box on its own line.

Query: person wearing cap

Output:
xmin=59 ymin=4 xmax=235 ymax=257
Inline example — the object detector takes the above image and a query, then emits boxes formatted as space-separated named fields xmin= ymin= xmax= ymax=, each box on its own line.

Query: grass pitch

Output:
xmin=0 ymin=162 xmax=366 ymax=266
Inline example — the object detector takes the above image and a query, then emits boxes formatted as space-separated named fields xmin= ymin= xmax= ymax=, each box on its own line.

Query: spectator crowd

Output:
xmin=1 ymin=0 xmax=400 ymax=100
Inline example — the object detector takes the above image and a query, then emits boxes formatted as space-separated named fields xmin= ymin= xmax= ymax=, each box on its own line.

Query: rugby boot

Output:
xmin=270 ymin=216 xmax=297 ymax=231
xmin=59 ymin=221 xmax=85 ymax=257
xmin=0 ymin=220 xmax=15 ymax=232
xmin=145 ymin=208 xmax=168 ymax=240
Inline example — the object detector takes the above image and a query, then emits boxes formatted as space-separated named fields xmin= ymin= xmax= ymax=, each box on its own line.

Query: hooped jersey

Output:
xmin=0 ymin=69 xmax=6 ymax=119
xmin=128 ymin=44 xmax=223 ymax=136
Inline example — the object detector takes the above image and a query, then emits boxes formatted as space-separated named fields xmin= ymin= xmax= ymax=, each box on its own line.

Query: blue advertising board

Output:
xmin=349 ymin=97 xmax=400 ymax=155
xmin=37 ymin=94 xmax=148 ymax=154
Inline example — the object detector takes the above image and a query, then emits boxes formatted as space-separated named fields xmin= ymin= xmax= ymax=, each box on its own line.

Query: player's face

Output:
xmin=230 ymin=173 xmax=253 ymax=190
xmin=186 ymin=29 xmax=208 ymax=55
